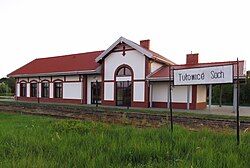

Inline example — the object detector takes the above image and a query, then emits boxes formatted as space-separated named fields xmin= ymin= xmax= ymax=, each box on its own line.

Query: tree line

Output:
xmin=212 ymin=77 xmax=250 ymax=106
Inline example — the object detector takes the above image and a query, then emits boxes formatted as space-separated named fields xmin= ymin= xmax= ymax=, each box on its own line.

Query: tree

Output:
xmin=211 ymin=78 xmax=250 ymax=106
xmin=0 ymin=82 xmax=11 ymax=96
xmin=0 ymin=77 xmax=15 ymax=93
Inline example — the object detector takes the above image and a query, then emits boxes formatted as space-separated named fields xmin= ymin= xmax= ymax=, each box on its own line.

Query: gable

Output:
xmin=95 ymin=36 xmax=153 ymax=63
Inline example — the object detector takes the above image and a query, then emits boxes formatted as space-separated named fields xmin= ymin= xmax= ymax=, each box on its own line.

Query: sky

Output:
xmin=0 ymin=0 xmax=249 ymax=78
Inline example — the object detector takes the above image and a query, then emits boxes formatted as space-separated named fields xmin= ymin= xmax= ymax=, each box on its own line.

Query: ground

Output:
xmin=0 ymin=112 xmax=249 ymax=168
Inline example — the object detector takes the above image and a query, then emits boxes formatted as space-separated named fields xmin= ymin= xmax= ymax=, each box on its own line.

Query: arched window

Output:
xmin=116 ymin=67 xmax=132 ymax=76
xmin=115 ymin=65 xmax=133 ymax=107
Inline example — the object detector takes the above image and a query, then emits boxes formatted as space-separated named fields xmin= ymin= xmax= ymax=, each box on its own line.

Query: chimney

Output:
xmin=140 ymin=39 xmax=150 ymax=49
xmin=186 ymin=53 xmax=199 ymax=65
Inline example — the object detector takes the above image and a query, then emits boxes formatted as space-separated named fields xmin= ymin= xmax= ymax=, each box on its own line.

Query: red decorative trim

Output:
xmin=112 ymin=48 xmax=136 ymax=53
xmin=63 ymin=81 xmax=81 ymax=83
xmin=192 ymin=85 xmax=197 ymax=109
xmin=52 ymin=79 xmax=64 ymax=82
xmin=102 ymin=100 xmax=116 ymax=106
xmin=19 ymin=80 xmax=27 ymax=83
xmin=41 ymin=79 xmax=50 ymax=83
xmin=30 ymin=80 xmax=38 ymax=83
xmin=104 ymin=79 xmax=145 ymax=82
xmin=17 ymin=97 xmax=82 ymax=104
xmin=152 ymin=102 xmax=167 ymax=108
xmin=152 ymin=101 xmax=206 ymax=110
xmin=17 ymin=97 xmax=37 ymax=102
xmin=131 ymin=101 xmax=148 ymax=108
xmin=83 ymin=75 xmax=87 ymax=104
xmin=196 ymin=102 xmax=207 ymax=109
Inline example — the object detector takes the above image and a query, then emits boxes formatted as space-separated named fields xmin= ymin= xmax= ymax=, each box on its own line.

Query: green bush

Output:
xmin=0 ymin=82 xmax=12 ymax=96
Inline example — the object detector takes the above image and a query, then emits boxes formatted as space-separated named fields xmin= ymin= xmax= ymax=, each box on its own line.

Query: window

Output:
xmin=30 ymin=83 xmax=37 ymax=97
xmin=115 ymin=66 xmax=133 ymax=106
xmin=116 ymin=67 xmax=132 ymax=76
xmin=91 ymin=82 xmax=101 ymax=104
xmin=41 ymin=82 xmax=50 ymax=98
xmin=54 ymin=82 xmax=63 ymax=98
xmin=116 ymin=81 xmax=132 ymax=106
xmin=20 ymin=83 xmax=27 ymax=97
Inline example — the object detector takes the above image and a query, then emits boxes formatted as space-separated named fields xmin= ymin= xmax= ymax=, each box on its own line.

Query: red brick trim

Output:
xmin=152 ymin=101 xmax=206 ymax=110
xmin=83 ymin=75 xmax=87 ymax=104
xmin=192 ymin=85 xmax=197 ymax=109
xmin=102 ymin=100 xmax=116 ymax=106
xmin=131 ymin=101 xmax=148 ymax=108
xmin=17 ymin=97 xmax=82 ymax=104
xmin=196 ymin=102 xmax=207 ymax=110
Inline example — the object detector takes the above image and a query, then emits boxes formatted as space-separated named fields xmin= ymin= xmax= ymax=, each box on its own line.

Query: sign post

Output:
xmin=169 ymin=66 xmax=173 ymax=132
xmin=173 ymin=64 xmax=240 ymax=144
xmin=236 ymin=58 xmax=240 ymax=145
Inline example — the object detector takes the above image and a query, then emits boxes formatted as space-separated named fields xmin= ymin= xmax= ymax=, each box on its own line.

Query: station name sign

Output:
xmin=173 ymin=65 xmax=233 ymax=85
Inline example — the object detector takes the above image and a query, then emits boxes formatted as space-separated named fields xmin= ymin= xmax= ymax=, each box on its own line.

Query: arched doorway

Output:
xmin=115 ymin=65 xmax=133 ymax=106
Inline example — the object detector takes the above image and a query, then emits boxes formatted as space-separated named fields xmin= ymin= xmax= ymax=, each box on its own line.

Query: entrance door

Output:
xmin=91 ymin=82 xmax=101 ymax=104
xmin=116 ymin=81 xmax=132 ymax=106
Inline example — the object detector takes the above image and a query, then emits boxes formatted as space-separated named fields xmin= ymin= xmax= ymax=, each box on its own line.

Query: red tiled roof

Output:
xmin=8 ymin=51 xmax=104 ymax=77
xmin=148 ymin=60 xmax=246 ymax=79
xmin=149 ymin=50 xmax=175 ymax=65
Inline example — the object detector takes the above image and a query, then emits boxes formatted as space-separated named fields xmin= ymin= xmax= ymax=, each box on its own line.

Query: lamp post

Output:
xmin=95 ymin=80 xmax=98 ymax=107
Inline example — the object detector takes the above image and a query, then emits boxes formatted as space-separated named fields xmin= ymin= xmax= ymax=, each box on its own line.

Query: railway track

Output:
xmin=0 ymin=103 xmax=249 ymax=130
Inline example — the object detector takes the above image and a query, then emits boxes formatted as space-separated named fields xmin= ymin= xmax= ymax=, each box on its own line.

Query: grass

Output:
xmin=0 ymin=112 xmax=249 ymax=168
xmin=1 ymin=100 xmax=250 ymax=122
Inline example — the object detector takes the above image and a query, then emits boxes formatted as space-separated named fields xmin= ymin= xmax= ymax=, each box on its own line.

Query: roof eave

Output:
xmin=8 ymin=68 xmax=101 ymax=78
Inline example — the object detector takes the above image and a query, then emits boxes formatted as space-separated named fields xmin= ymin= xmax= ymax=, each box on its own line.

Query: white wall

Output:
xmin=197 ymin=85 xmax=207 ymax=103
xmin=151 ymin=62 xmax=162 ymax=73
xmin=152 ymin=82 xmax=169 ymax=102
xmin=52 ymin=76 xmax=64 ymax=81
xmin=104 ymin=50 xmax=145 ymax=80
xmin=16 ymin=83 xmax=20 ymax=97
xmin=66 ymin=75 xmax=79 ymax=81
xmin=87 ymin=75 xmax=101 ymax=104
xmin=63 ymin=82 xmax=81 ymax=99
xmin=133 ymin=82 xmax=145 ymax=102
xmin=104 ymin=82 xmax=114 ymax=101
xmin=40 ymin=77 xmax=51 ymax=81
xmin=26 ymin=83 xmax=30 ymax=97
xmin=49 ymin=83 xmax=53 ymax=98
xmin=38 ymin=83 xmax=41 ymax=98
xmin=19 ymin=77 xmax=28 ymax=82
xmin=172 ymin=86 xmax=192 ymax=103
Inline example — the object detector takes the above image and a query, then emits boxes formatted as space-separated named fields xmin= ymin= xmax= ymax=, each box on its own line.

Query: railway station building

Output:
xmin=8 ymin=37 xmax=246 ymax=110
